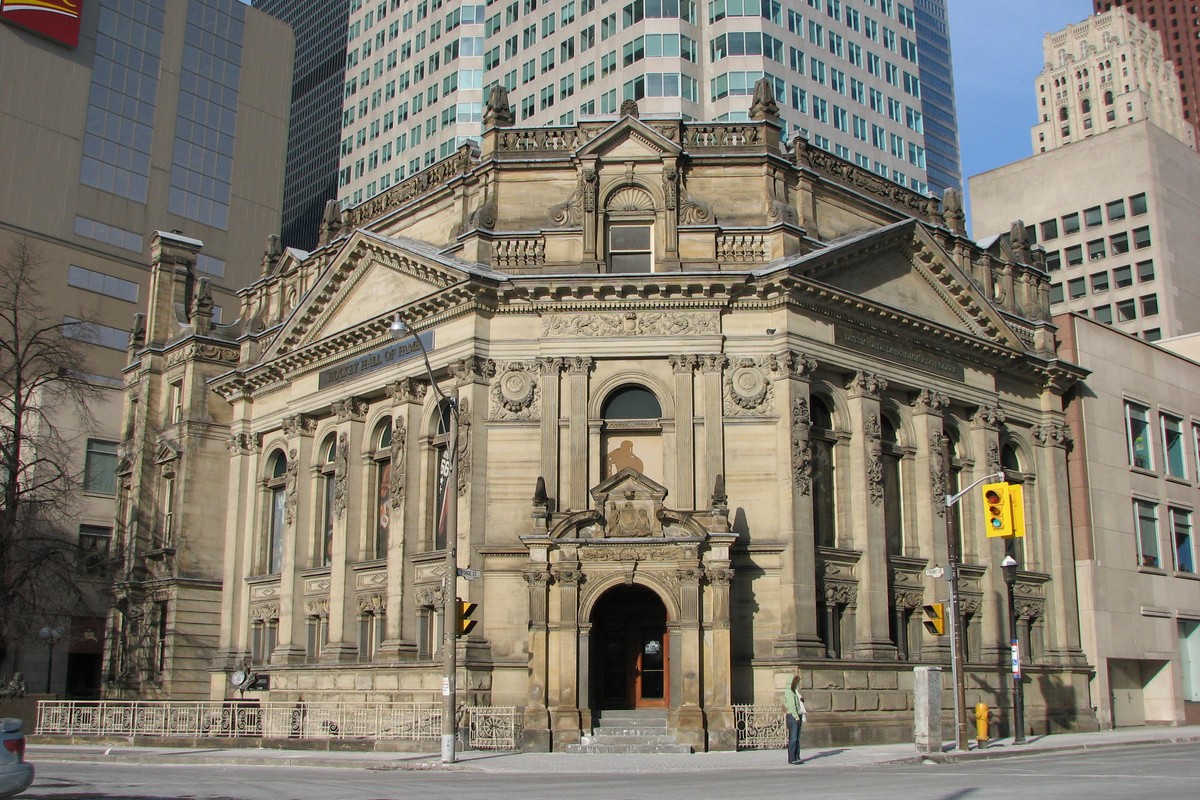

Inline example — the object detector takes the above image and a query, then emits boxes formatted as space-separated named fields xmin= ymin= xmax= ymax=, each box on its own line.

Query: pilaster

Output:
xmin=273 ymin=414 xmax=315 ymax=664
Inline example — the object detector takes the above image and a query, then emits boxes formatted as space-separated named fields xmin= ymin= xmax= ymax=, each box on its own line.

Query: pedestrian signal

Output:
xmin=922 ymin=603 xmax=945 ymax=636
xmin=456 ymin=599 xmax=478 ymax=637
xmin=982 ymin=482 xmax=1014 ymax=538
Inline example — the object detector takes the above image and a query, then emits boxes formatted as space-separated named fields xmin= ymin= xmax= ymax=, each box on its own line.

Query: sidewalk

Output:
xmin=26 ymin=725 xmax=1200 ymax=773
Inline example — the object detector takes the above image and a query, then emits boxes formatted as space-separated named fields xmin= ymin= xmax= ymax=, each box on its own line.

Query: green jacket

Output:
xmin=784 ymin=688 xmax=807 ymax=721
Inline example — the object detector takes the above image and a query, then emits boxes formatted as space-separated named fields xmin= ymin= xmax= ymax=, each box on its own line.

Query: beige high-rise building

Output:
xmin=970 ymin=120 xmax=1200 ymax=341
xmin=1031 ymin=9 xmax=1195 ymax=153
xmin=1058 ymin=313 xmax=1200 ymax=728
xmin=0 ymin=0 xmax=291 ymax=700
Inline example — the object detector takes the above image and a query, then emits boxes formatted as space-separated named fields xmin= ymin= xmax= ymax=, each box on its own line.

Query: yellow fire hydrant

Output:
xmin=975 ymin=702 xmax=991 ymax=749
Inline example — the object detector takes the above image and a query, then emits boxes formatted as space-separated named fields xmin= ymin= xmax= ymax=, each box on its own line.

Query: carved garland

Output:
xmin=930 ymin=432 xmax=949 ymax=518
xmin=389 ymin=418 xmax=407 ymax=508
xmin=865 ymin=412 xmax=884 ymax=506
xmin=791 ymin=396 xmax=812 ymax=495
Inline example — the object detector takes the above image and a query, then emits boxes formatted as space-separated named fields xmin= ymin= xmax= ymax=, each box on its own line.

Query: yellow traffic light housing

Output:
xmin=922 ymin=602 xmax=945 ymax=636
xmin=456 ymin=598 xmax=478 ymax=637
xmin=982 ymin=482 xmax=1013 ymax=538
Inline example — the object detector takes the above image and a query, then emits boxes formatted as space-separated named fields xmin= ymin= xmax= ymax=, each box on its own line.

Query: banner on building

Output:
xmin=1 ymin=0 xmax=82 ymax=49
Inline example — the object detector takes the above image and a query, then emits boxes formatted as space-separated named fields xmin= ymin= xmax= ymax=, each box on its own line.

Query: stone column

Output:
xmin=669 ymin=355 xmax=697 ymax=509
xmin=704 ymin=561 xmax=737 ymax=750
xmin=522 ymin=568 xmax=552 ymax=751
xmin=322 ymin=398 xmax=368 ymax=662
xmin=846 ymin=371 xmax=895 ymax=659
xmin=564 ymin=357 xmax=593 ymax=511
xmin=699 ymin=356 xmax=727 ymax=503
xmin=549 ymin=563 xmax=583 ymax=748
xmin=217 ymin=428 xmax=259 ymax=675
xmin=1032 ymin=420 xmax=1085 ymax=666
xmin=968 ymin=403 xmax=1006 ymax=662
xmin=912 ymin=390 xmax=949 ymax=659
xmin=273 ymin=414 xmax=316 ymax=664
xmin=771 ymin=351 xmax=825 ymax=659
xmin=380 ymin=378 xmax=425 ymax=658
xmin=674 ymin=566 xmax=705 ymax=750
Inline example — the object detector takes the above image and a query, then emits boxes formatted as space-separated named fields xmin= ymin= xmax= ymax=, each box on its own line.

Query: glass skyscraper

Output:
xmin=336 ymin=0 xmax=963 ymax=211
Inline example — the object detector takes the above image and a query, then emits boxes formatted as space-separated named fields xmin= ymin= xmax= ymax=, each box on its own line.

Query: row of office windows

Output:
xmin=1043 ymin=227 xmax=1151 ymax=270
xmin=1125 ymin=401 xmax=1199 ymax=482
xmin=1030 ymin=193 xmax=1149 ymax=243
xmin=1133 ymin=499 xmax=1196 ymax=574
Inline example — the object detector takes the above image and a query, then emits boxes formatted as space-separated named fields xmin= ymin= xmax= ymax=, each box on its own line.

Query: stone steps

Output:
xmin=563 ymin=709 xmax=692 ymax=754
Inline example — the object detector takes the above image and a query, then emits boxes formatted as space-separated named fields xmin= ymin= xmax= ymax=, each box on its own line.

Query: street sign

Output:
xmin=458 ymin=568 xmax=481 ymax=580
xmin=925 ymin=566 xmax=945 ymax=578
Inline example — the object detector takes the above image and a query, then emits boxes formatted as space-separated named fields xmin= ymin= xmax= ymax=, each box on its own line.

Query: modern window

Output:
xmin=1045 ymin=250 xmax=1061 ymax=271
xmin=1106 ymin=199 xmax=1126 ymax=221
xmin=1040 ymin=218 xmax=1059 ymax=240
xmin=1068 ymin=277 xmax=1086 ymax=299
xmin=1049 ymin=283 xmax=1064 ymax=304
xmin=83 ymin=439 xmax=118 ymax=494
xmin=1110 ymin=232 xmax=1129 ymax=255
xmin=1141 ymin=294 xmax=1158 ymax=317
xmin=1182 ymin=620 xmax=1200 ymax=703
xmin=608 ymin=223 xmax=653 ymax=273
xmin=1117 ymin=299 xmax=1137 ymax=322
xmin=1062 ymin=212 xmax=1080 ymax=234
xmin=1134 ymin=498 xmax=1160 ymax=568
xmin=1171 ymin=507 xmax=1195 ymax=573
xmin=1084 ymin=205 xmax=1102 ymax=227
xmin=1065 ymin=245 xmax=1083 ymax=266
xmin=67 ymin=266 xmax=139 ymax=303
xmin=1114 ymin=265 xmax=1133 ymax=287
xmin=1093 ymin=304 xmax=1112 ymax=324
xmin=1087 ymin=239 xmax=1105 ymax=261
xmin=1133 ymin=226 xmax=1152 ymax=249
xmin=1090 ymin=272 xmax=1109 ymax=292
xmin=1129 ymin=192 xmax=1148 ymax=215
xmin=1137 ymin=260 xmax=1155 ymax=282
xmin=1162 ymin=414 xmax=1186 ymax=479
xmin=78 ymin=524 xmax=113 ymax=575
xmin=1125 ymin=401 xmax=1153 ymax=470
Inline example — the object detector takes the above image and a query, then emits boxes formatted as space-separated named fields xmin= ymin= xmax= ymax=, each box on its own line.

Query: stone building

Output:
xmin=109 ymin=90 xmax=1096 ymax=749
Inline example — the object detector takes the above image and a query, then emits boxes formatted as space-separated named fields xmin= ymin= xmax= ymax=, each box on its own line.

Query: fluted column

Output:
xmin=911 ymin=390 xmax=949 ymax=659
xmin=522 ymin=568 xmax=552 ymax=751
xmin=699 ymin=356 xmax=727 ymax=504
xmin=564 ymin=357 xmax=593 ymax=511
xmin=549 ymin=563 xmax=583 ymax=748
xmin=536 ymin=358 xmax=563 ymax=508
xmin=218 ymin=428 xmax=259 ymax=674
xmin=1032 ymin=420 xmax=1085 ymax=666
xmin=846 ymin=371 xmax=895 ymax=659
xmin=272 ymin=414 xmax=316 ymax=664
xmin=380 ymin=378 xmax=425 ymax=657
xmin=669 ymin=355 xmax=697 ymax=509
xmin=322 ymin=398 xmax=368 ymax=662
xmin=968 ymin=403 xmax=1006 ymax=661
xmin=770 ymin=351 xmax=824 ymax=658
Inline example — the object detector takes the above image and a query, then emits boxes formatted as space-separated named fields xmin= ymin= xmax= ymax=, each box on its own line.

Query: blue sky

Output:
xmin=948 ymin=0 xmax=1094 ymax=217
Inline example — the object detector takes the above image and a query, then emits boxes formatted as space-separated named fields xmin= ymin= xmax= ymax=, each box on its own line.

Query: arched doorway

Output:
xmin=590 ymin=585 xmax=668 ymax=710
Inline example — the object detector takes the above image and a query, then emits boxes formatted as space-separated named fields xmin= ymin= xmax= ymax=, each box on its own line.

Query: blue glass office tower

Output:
xmin=913 ymin=0 xmax=961 ymax=194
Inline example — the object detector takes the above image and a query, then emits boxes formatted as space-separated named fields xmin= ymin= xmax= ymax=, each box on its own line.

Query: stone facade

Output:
xmin=108 ymin=98 xmax=1097 ymax=748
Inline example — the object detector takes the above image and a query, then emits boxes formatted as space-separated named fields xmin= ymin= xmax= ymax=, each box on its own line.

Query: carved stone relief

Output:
xmin=542 ymin=311 xmax=720 ymax=338
xmin=333 ymin=432 xmax=349 ymax=520
xmin=723 ymin=359 xmax=773 ymax=416
xmin=490 ymin=362 xmax=540 ymax=421
xmin=389 ymin=418 xmax=406 ymax=508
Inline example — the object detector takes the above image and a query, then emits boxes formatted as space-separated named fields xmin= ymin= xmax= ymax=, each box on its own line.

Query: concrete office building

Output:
xmin=1032 ymin=8 xmax=1195 ymax=153
xmin=337 ymin=0 xmax=960 ymax=210
xmin=1096 ymin=0 xmax=1200 ymax=128
xmin=1058 ymin=313 xmax=1200 ymax=727
xmin=108 ymin=95 xmax=1096 ymax=745
xmin=970 ymin=120 xmax=1200 ymax=341
xmin=0 ymin=0 xmax=291 ymax=699
xmin=253 ymin=0 xmax=352 ymax=251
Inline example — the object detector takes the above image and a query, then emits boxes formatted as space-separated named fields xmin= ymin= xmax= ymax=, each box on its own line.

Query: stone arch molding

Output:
xmin=577 ymin=572 xmax=682 ymax=626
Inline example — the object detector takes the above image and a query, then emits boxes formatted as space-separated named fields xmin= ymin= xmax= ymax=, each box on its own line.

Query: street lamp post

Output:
xmin=1001 ymin=555 xmax=1027 ymax=745
xmin=38 ymin=626 xmax=64 ymax=695
xmin=391 ymin=315 xmax=460 ymax=764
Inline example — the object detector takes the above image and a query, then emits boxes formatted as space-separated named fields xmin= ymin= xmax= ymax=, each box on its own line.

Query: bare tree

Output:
xmin=0 ymin=237 xmax=106 ymax=666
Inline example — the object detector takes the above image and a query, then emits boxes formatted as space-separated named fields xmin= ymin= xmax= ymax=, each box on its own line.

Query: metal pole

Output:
xmin=1003 ymin=556 xmax=1027 ymax=745
xmin=391 ymin=315 xmax=459 ymax=764
xmin=440 ymin=403 xmax=459 ymax=764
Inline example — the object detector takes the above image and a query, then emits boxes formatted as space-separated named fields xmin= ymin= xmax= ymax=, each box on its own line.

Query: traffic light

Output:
xmin=922 ymin=602 xmax=945 ymax=636
xmin=982 ymin=482 xmax=1014 ymax=538
xmin=1007 ymin=483 xmax=1026 ymax=538
xmin=455 ymin=598 xmax=478 ymax=637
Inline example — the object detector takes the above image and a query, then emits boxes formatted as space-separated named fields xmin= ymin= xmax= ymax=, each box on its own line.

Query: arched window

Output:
xmin=944 ymin=426 xmax=965 ymax=560
xmin=432 ymin=400 xmax=454 ymax=551
xmin=317 ymin=435 xmax=337 ymax=567
xmin=811 ymin=396 xmax=837 ymax=549
xmin=371 ymin=419 xmax=393 ymax=560
xmin=263 ymin=450 xmax=288 ymax=575
xmin=881 ymin=416 xmax=904 ymax=557
xmin=605 ymin=186 xmax=656 ymax=273
xmin=1081 ymin=97 xmax=1091 ymax=113
xmin=1104 ymin=89 xmax=1114 ymax=105
xmin=1059 ymin=105 xmax=1069 ymax=121
xmin=601 ymin=384 xmax=663 ymax=482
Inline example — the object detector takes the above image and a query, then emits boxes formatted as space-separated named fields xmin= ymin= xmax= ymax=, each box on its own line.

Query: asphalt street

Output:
xmin=19 ymin=742 xmax=1200 ymax=800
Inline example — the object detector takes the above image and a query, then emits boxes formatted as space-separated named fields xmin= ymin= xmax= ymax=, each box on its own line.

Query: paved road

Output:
xmin=21 ymin=742 xmax=1200 ymax=800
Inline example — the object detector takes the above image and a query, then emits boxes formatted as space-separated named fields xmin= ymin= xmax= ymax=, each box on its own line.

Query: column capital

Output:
xmin=846 ymin=370 xmax=887 ymax=399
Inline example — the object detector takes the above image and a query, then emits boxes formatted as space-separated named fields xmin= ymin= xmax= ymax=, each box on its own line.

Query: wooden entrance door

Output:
xmin=592 ymin=586 xmax=668 ymax=709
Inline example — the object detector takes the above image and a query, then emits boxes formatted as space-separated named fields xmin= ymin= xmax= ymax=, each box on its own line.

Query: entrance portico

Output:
xmin=520 ymin=469 xmax=737 ymax=752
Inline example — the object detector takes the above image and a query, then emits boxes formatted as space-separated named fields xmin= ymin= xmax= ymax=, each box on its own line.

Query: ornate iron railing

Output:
xmin=733 ymin=704 xmax=787 ymax=750
xmin=35 ymin=701 xmax=520 ymax=750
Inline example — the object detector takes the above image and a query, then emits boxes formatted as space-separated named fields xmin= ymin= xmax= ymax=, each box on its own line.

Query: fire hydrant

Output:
xmin=975 ymin=702 xmax=992 ymax=749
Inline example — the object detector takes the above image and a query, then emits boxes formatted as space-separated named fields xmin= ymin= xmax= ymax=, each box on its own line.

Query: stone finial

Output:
xmin=749 ymin=77 xmax=780 ymax=121
xmin=620 ymin=99 xmax=640 ymax=119
xmin=128 ymin=312 xmax=146 ymax=352
xmin=319 ymin=199 xmax=343 ymax=245
xmin=260 ymin=233 xmax=282 ymax=276
xmin=533 ymin=476 xmax=548 ymax=506
xmin=941 ymin=187 xmax=966 ymax=236
xmin=1010 ymin=219 xmax=1031 ymax=264
xmin=712 ymin=474 xmax=728 ymax=508
xmin=190 ymin=277 xmax=214 ymax=334
xmin=483 ymin=84 xmax=514 ymax=128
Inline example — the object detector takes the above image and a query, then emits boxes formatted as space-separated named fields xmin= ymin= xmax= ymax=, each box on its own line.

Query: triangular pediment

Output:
xmin=791 ymin=221 xmax=1025 ymax=351
xmin=576 ymin=116 xmax=683 ymax=162
xmin=266 ymin=230 xmax=486 ymax=358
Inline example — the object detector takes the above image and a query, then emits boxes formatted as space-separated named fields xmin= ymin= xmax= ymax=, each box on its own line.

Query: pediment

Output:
xmin=155 ymin=440 xmax=181 ymax=465
xmin=793 ymin=223 xmax=1025 ymax=350
xmin=265 ymin=231 xmax=473 ymax=358
xmin=576 ymin=116 xmax=683 ymax=162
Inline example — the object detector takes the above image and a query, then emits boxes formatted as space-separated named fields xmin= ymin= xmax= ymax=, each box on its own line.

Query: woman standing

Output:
xmin=784 ymin=675 xmax=808 ymax=765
